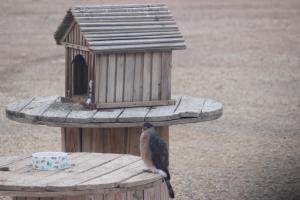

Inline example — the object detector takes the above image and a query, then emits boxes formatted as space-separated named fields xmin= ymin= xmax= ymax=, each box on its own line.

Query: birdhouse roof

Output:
xmin=54 ymin=4 xmax=186 ymax=52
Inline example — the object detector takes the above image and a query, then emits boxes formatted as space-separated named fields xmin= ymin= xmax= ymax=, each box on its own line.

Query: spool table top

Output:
xmin=6 ymin=95 xmax=222 ymax=128
xmin=0 ymin=153 xmax=161 ymax=197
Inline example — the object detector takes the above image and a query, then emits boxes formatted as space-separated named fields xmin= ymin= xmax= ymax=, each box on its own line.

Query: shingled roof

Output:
xmin=54 ymin=4 xmax=186 ymax=52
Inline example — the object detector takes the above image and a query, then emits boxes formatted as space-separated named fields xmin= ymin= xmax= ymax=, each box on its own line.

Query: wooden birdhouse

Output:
xmin=54 ymin=4 xmax=186 ymax=108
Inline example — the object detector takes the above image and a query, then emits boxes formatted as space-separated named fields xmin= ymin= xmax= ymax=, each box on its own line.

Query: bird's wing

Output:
xmin=149 ymin=133 xmax=169 ymax=171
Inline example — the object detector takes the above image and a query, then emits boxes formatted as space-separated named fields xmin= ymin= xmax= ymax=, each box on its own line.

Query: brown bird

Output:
xmin=140 ymin=122 xmax=175 ymax=199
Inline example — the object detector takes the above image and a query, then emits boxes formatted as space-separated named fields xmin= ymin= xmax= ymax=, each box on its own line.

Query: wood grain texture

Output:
xmin=106 ymin=54 xmax=116 ymax=103
xmin=151 ymin=52 xmax=161 ymax=100
xmin=123 ymin=54 xmax=135 ymax=102
xmin=142 ymin=52 xmax=152 ymax=101
xmin=6 ymin=96 xmax=223 ymax=128
xmin=161 ymin=51 xmax=172 ymax=100
xmin=133 ymin=53 xmax=143 ymax=101
xmin=115 ymin=54 xmax=125 ymax=102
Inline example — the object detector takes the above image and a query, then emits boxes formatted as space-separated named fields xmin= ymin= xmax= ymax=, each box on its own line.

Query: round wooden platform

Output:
xmin=6 ymin=96 xmax=223 ymax=128
xmin=0 ymin=153 xmax=168 ymax=199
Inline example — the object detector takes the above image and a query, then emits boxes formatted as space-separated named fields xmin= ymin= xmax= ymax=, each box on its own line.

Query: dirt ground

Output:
xmin=0 ymin=0 xmax=300 ymax=199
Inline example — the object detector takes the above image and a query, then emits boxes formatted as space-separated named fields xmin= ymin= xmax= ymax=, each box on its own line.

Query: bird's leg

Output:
xmin=143 ymin=169 xmax=153 ymax=173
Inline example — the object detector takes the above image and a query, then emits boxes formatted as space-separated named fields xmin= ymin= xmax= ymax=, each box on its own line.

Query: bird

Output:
xmin=140 ymin=122 xmax=175 ymax=199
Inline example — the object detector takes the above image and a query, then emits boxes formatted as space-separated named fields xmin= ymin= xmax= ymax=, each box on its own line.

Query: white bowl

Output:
xmin=32 ymin=152 xmax=69 ymax=170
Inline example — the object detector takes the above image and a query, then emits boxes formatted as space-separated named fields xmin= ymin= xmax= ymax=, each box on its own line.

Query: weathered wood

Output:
xmin=151 ymin=52 xmax=161 ymax=100
xmin=86 ymin=34 xmax=181 ymax=42
xmin=6 ymin=96 xmax=223 ymax=128
xmin=78 ymin=21 xmax=175 ymax=27
xmin=63 ymin=128 xmax=81 ymax=152
xmin=96 ymin=99 xmax=174 ymax=109
xmin=66 ymin=109 xmax=97 ymax=123
xmin=41 ymin=101 xmax=73 ymax=123
xmin=85 ymin=31 xmax=179 ymax=39
xmin=98 ymin=54 xmax=108 ymax=103
xmin=1 ymin=155 xmax=168 ymax=198
xmin=118 ymin=107 xmax=150 ymax=122
xmin=88 ymin=38 xmax=183 ymax=46
xmin=20 ymin=96 xmax=59 ymax=121
xmin=145 ymin=96 xmax=181 ymax=121
xmin=115 ymin=54 xmax=125 ymax=102
xmin=5 ymin=97 xmax=34 ymax=117
xmin=123 ymin=53 xmax=135 ymax=102
xmin=142 ymin=52 xmax=152 ymax=101
xmin=92 ymin=108 xmax=124 ymax=123
xmin=174 ymin=96 xmax=205 ymax=118
xmin=106 ymin=54 xmax=116 ymax=103
xmin=161 ymin=51 xmax=172 ymax=100
xmin=201 ymin=99 xmax=223 ymax=120
xmin=133 ymin=53 xmax=143 ymax=101
xmin=126 ymin=128 xmax=142 ymax=156
xmin=76 ymin=15 xmax=172 ymax=22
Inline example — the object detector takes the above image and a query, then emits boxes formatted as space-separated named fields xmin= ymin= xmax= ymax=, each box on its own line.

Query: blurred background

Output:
xmin=0 ymin=0 xmax=300 ymax=199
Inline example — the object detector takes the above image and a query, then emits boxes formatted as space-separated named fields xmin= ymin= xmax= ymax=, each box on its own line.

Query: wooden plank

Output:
xmin=160 ymin=182 xmax=168 ymax=200
xmin=82 ymin=128 xmax=104 ymax=152
xmin=151 ymin=52 xmax=161 ymax=100
xmin=201 ymin=99 xmax=223 ymax=120
xmin=103 ymin=128 xmax=126 ymax=154
xmin=46 ymin=155 xmax=140 ymax=190
xmin=145 ymin=96 xmax=181 ymax=121
xmin=21 ymin=96 xmax=59 ymax=121
xmin=40 ymin=101 xmax=73 ymax=123
xmin=94 ymin=55 xmax=100 ymax=102
xmin=0 ymin=156 xmax=27 ymax=167
xmin=120 ymin=172 xmax=161 ymax=188
xmin=96 ymin=99 xmax=174 ymax=109
xmin=91 ymin=43 xmax=186 ymax=52
xmin=126 ymin=190 xmax=144 ymax=200
xmin=133 ymin=53 xmax=143 ymax=101
xmin=41 ymin=154 xmax=122 ymax=186
xmin=72 ymin=4 xmax=166 ymax=9
xmin=65 ymin=128 xmax=81 ymax=152
xmin=86 ymin=34 xmax=182 ymax=42
xmin=5 ymin=97 xmax=34 ymax=116
xmin=161 ymin=51 xmax=172 ymax=100
xmin=73 ymin=11 xmax=171 ymax=17
xmin=92 ymin=108 xmax=124 ymax=123
xmin=142 ymin=52 xmax=152 ymax=101
xmin=174 ymin=96 xmax=205 ymax=118
xmin=72 ymin=6 xmax=168 ymax=12
xmin=143 ymin=181 xmax=162 ymax=200
xmin=117 ymin=107 xmax=150 ymax=122
xmin=98 ymin=54 xmax=108 ymax=103
xmin=66 ymin=109 xmax=97 ymax=123
xmin=126 ymin=127 xmax=141 ymax=156
xmin=106 ymin=54 xmax=117 ymax=103
xmin=88 ymin=38 xmax=183 ymax=47
xmin=84 ymin=31 xmax=179 ymax=39
xmin=78 ymin=21 xmax=175 ymax=27
xmin=80 ymin=160 xmax=143 ymax=189
xmin=123 ymin=53 xmax=135 ymax=102
xmin=115 ymin=54 xmax=125 ymax=102
xmin=77 ymin=16 xmax=173 ymax=22
xmin=104 ymin=192 xmax=125 ymax=200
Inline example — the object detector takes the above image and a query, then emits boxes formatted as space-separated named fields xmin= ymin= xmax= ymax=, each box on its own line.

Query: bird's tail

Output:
xmin=164 ymin=169 xmax=175 ymax=199
xmin=165 ymin=179 xmax=175 ymax=199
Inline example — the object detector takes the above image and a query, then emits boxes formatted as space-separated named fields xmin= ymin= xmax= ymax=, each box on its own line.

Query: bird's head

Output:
xmin=142 ymin=122 xmax=154 ymax=131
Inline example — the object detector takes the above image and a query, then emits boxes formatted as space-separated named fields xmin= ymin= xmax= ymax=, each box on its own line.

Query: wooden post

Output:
xmin=61 ymin=126 xmax=169 ymax=156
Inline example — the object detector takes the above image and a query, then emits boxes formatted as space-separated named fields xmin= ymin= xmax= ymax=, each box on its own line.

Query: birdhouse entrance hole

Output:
xmin=72 ymin=54 xmax=88 ymax=96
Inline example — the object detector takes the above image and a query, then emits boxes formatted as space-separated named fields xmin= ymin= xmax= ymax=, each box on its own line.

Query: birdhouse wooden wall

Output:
xmin=63 ymin=23 xmax=95 ymax=102
xmin=94 ymin=51 xmax=172 ymax=108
